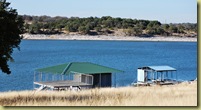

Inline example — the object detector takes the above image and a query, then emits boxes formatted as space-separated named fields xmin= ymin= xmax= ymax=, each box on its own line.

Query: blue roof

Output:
xmin=148 ymin=66 xmax=176 ymax=71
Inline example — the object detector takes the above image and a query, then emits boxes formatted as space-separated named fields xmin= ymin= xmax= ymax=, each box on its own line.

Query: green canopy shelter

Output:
xmin=36 ymin=62 xmax=123 ymax=74
xmin=34 ymin=62 xmax=123 ymax=90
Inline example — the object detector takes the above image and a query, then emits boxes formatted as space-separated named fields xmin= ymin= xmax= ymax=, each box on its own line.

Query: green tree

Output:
xmin=24 ymin=23 xmax=30 ymax=33
xmin=162 ymin=24 xmax=169 ymax=31
xmin=94 ymin=26 xmax=102 ymax=32
xmin=123 ymin=27 xmax=142 ymax=36
xmin=177 ymin=24 xmax=185 ymax=33
xmin=146 ymin=21 xmax=161 ymax=29
xmin=169 ymin=25 xmax=178 ymax=33
xmin=28 ymin=22 xmax=41 ymax=34
xmin=146 ymin=21 xmax=162 ymax=35
xmin=78 ymin=26 xmax=90 ymax=34
xmin=133 ymin=27 xmax=143 ymax=36
xmin=0 ymin=0 xmax=24 ymax=74
xmin=55 ymin=23 xmax=63 ymax=31
xmin=194 ymin=24 xmax=197 ymax=33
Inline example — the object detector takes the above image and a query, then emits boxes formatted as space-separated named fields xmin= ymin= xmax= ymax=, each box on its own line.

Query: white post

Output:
xmin=40 ymin=72 xmax=42 ymax=82
xmin=62 ymin=75 xmax=64 ymax=81
xmin=79 ymin=75 xmax=81 ymax=82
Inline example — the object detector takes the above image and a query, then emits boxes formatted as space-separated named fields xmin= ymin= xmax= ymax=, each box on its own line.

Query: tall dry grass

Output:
xmin=0 ymin=81 xmax=197 ymax=106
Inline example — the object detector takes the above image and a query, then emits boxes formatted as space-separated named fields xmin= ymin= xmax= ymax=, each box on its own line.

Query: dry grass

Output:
xmin=0 ymin=81 xmax=197 ymax=106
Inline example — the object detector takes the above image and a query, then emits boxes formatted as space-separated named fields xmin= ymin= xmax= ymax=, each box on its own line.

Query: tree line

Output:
xmin=21 ymin=15 xmax=197 ymax=37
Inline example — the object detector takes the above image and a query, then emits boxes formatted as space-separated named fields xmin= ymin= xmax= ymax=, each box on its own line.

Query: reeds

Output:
xmin=0 ymin=81 xmax=197 ymax=106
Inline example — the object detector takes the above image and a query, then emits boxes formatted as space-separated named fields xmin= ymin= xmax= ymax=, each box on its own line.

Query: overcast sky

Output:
xmin=8 ymin=0 xmax=197 ymax=23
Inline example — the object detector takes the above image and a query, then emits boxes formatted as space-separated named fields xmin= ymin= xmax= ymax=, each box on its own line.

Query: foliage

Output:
xmin=20 ymin=15 xmax=197 ymax=37
xmin=78 ymin=26 xmax=90 ymax=34
xmin=123 ymin=27 xmax=142 ymax=36
xmin=0 ymin=0 xmax=24 ymax=74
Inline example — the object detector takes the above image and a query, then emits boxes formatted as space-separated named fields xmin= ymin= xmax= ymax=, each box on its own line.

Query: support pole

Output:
xmin=33 ymin=72 xmax=35 ymax=89
xmin=38 ymin=73 xmax=40 ymax=81
xmin=167 ymin=71 xmax=168 ymax=79
xmin=153 ymin=72 xmax=154 ymax=81
xmin=171 ymin=72 xmax=172 ymax=80
xmin=115 ymin=73 xmax=116 ymax=87
xmin=40 ymin=72 xmax=42 ymax=82
xmin=157 ymin=72 xmax=158 ymax=79
xmin=92 ymin=74 xmax=94 ymax=85
xmin=160 ymin=72 xmax=162 ymax=81
xmin=99 ymin=74 xmax=101 ymax=87
xmin=45 ymin=73 xmax=48 ymax=82
xmin=34 ymin=72 xmax=36 ymax=82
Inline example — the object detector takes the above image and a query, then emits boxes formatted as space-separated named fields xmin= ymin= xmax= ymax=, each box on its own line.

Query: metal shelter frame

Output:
xmin=137 ymin=65 xmax=178 ymax=85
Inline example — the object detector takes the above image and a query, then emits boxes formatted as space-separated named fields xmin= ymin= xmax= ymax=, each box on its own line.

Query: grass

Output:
xmin=0 ymin=81 xmax=197 ymax=106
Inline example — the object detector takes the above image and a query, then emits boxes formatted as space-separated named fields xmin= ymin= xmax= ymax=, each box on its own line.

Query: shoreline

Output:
xmin=22 ymin=34 xmax=197 ymax=42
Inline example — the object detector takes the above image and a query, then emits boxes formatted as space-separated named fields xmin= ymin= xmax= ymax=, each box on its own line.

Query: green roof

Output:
xmin=36 ymin=62 xmax=123 ymax=75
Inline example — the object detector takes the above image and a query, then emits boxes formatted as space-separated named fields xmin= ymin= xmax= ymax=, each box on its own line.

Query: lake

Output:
xmin=0 ymin=40 xmax=197 ymax=92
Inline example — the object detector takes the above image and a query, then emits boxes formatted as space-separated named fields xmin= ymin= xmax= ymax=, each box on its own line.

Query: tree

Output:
xmin=94 ymin=26 xmax=102 ymax=32
xmin=28 ymin=21 xmax=41 ymax=34
xmin=133 ymin=27 xmax=143 ymax=36
xmin=146 ymin=21 xmax=162 ymax=35
xmin=0 ymin=0 xmax=24 ymax=74
xmin=78 ymin=26 xmax=90 ymax=34
xmin=169 ymin=24 xmax=178 ymax=33
xmin=162 ymin=24 xmax=169 ymax=31
xmin=123 ymin=27 xmax=142 ymax=36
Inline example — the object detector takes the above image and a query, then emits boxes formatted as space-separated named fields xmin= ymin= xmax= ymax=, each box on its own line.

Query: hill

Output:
xmin=20 ymin=15 xmax=197 ymax=37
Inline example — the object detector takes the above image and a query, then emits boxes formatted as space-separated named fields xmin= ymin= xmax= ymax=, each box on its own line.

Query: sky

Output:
xmin=8 ymin=0 xmax=197 ymax=23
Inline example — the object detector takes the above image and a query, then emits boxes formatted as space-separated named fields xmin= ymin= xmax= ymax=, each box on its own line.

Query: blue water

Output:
xmin=0 ymin=40 xmax=197 ymax=92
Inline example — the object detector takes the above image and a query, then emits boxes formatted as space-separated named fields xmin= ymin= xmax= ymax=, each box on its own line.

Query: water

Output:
xmin=0 ymin=40 xmax=197 ymax=92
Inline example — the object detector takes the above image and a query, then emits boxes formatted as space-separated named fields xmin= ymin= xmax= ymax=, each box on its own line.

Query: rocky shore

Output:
xmin=22 ymin=34 xmax=197 ymax=42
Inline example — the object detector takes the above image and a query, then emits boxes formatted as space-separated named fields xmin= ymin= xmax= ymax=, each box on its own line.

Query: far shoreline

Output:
xmin=22 ymin=34 xmax=197 ymax=42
